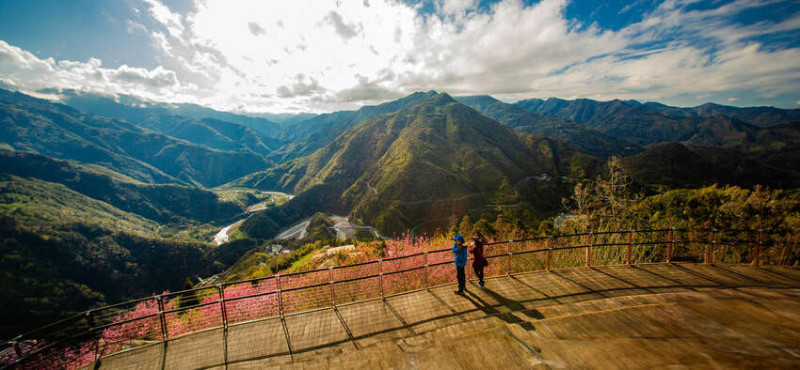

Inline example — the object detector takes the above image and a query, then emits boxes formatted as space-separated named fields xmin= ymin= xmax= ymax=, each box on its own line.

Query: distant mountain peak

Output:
xmin=424 ymin=91 xmax=457 ymax=105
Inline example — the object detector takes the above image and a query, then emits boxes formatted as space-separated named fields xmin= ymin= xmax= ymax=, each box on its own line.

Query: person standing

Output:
xmin=470 ymin=233 xmax=488 ymax=288
xmin=452 ymin=235 xmax=468 ymax=295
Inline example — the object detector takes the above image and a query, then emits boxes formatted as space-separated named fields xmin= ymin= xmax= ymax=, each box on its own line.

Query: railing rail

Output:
xmin=2 ymin=227 xmax=794 ymax=369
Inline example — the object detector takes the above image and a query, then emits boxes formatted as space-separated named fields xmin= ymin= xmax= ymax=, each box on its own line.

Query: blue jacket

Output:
xmin=452 ymin=243 xmax=468 ymax=267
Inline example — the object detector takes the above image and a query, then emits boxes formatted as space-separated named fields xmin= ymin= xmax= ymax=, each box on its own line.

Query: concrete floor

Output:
xmin=94 ymin=263 xmax=800 ymax=369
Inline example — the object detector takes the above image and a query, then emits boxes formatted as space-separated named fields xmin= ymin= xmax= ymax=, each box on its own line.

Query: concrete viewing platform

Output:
xmin=95 ymin=263 xmax=800 ymax=369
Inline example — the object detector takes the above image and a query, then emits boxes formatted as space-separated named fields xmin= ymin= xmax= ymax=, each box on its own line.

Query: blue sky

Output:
xmin=0 ymin=0 xmax=798 ymax=112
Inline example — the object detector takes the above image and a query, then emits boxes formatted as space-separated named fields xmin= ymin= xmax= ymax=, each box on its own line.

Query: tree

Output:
xmin=597 ymin=156 xmax=643 ymax=220
xmin=459 ymin=215 xmax=473 ymax=237
xmin=494 ymin=214 xmax=509 ymax=238
xmin=178 ymin=277 xmax=200 ymax=309
xmin=473 ymin=219 xmax=495 ymax=238
xmin=537 ymin=220 xmax=554 ymax=236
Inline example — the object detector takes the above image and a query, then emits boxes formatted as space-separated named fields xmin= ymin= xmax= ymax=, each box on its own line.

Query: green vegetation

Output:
xmin=213 ymin=188 xmax=276 ymax=210
xmin=0 ymin=175 xmax=159 ymax=235
xmin=306 ymin=212 xmax=336 ymax=241
xmin=622 ymin=143 xmax=800 ymax=191
xmin=221 ymin=242 xmax=318 ymax=282
xmin=178 ymin=277 xmax=200 ymax=309
xmin=457 ymin=95 xmax=637 ymax=158
xmin=0 ymin=173 xmax=245 ymax=338
xmin=0 ymin=150 xmax=245 ymax=225
xmin=241 ymin=92 xmax=599 ymax=236
xmin=5 ymin=87 xmax=800 ymax=341
xmin=0 ymin=88 xmax=269 ymax=187
xmin=0 ymin=216 xmax=227 ymax=338
xmin=515 ymin=97 xmax=800 ymax=152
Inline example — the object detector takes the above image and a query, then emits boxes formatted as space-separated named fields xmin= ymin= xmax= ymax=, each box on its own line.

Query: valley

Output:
xmin=1 ymin=87 xmax=800 ymax=339
xmin=212 ymin=191 xmax=294 ymax=246
xmin=3 ymin=2 xmax=799 ymax=367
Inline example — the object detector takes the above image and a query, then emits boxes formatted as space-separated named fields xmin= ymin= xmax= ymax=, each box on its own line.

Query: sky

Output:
xmin=0 ymin=0 xmax=798 ymax=113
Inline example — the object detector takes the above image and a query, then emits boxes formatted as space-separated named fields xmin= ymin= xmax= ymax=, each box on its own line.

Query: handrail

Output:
xmin=3 ymin=227 xmax=788 ymax=369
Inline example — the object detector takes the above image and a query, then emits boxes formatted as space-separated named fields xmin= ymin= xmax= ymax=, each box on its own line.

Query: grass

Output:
xmin=213 ymin=188 xmax=291 ymax=210
xmin=0 ymin=175 xmax=159 ymax=236
xmin=287 ymin=248 xmax=323 ymax=272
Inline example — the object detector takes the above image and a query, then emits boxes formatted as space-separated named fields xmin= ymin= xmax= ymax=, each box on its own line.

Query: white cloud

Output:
xmin=437 ymin=0 xmax=477 ymax=16
xmin=0 ymin=40 xmax=188 ymax=101
xmin=126 ymin=20 xmax=148 ymax=35
xmin=142 ymin=0 xmax=184 ymax=38
xmin=1 ymin=0 xmax=799 ymax=112
xmin=728 ymin=97 xmax=738 ymax=102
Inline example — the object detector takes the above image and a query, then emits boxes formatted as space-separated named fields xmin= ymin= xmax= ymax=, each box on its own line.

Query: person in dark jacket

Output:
xmin=470 ymin=233 xmax=488 ymax=288
xmin=452 ymin=235 xmax=468 ymax=295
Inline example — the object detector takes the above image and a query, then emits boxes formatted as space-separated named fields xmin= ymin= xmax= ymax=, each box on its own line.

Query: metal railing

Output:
xmin=2 ymin=227 xmax=794 ymax=369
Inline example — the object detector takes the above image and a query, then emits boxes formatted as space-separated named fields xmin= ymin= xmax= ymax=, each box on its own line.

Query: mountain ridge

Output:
xmin=239 ymin=92 xmax=597 ymax=236
xmin=0 ymin=88 xmax=270 ymax=187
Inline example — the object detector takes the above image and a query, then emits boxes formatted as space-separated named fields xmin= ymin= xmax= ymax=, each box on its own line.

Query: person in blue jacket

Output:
xmin=452 ymin=235 xmax=468 ymax=295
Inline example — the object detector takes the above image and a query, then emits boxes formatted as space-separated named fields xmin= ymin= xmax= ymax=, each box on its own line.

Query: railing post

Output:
xmin=545 ymin=237 xmax=552 ymax=271
xmin=11 ymin=336 xmax=22 ymax=360
xmin=275 ymin=274 xmax=292 ymax=359
xmin=157 ymin=295 xmax=167 ymax=341
xmin=378 ymin=259 xmax=384 ymax=299
xmin=217 ymin=284 xmax=228 ymax=368
xmin=218 ymin=285 xmax=228 ymax=329
xmin=93 ymin=337 xmax=101 ymax=365
xmin=585 ymin=231 xmax=592 ymax=267
xmin=705 ymin=229 xmax=715 ymax=265
xmin=506 ymin=242 xmax=512 ymax=276
xmin=276 ymin=275 xmax=283 ymax=317
xmin=89 ymin=310 xmax=101 ymax=364
xmin=329 ymin=266 xmax=336 ymax=306
xmin=753 ymin=229 xmax=762 ymax=268
xmin=626 ymin=230 xmax=633 ymax=266
xmin=667 ymin=228 xmax=674 ymax=263
xmin=423 ymin=252 xmax=429 ymax=289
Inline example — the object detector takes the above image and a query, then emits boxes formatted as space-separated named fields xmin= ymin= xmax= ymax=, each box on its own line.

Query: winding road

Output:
xmin=212 ymin=191 xmax=293 ymax=246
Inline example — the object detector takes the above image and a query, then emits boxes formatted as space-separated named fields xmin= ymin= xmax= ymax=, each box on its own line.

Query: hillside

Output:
xmin=59 ymin=91 xmax=283 ymax=138
xmin=516 ymin=97 xmax=800 ymax=152
xmin=269 ymin=91 xmax=443 ymax=162
xmin=643 ymin=101 xmax=800 ymax=127
xmin=621 ymin=142 xmax=800 ymax=190
xmin=0 ymin=89 xmax=269 ymax=187
xmin=0 ymin=175 xmax=232 ymax=338
xmin=239 ymin=92 xmax=598 ymax=236
xmin=0 ymin=150 xmax=243 ymax=223
xmin=456 ymin=95 xmax=638 ymax=158
xmin=60 ymin=92 xmax=283 ymax=155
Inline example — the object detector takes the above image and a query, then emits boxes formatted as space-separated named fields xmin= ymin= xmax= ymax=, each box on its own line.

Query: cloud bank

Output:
xmin=0 ymin=0 xmax=798 ymax=112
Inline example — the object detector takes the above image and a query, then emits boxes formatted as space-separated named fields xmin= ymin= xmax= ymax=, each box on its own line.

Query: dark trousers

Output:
xmin=456 ymin=265 xmax=466 ymax=292
xmin=473 ymin=265 xmax=484 ymax=283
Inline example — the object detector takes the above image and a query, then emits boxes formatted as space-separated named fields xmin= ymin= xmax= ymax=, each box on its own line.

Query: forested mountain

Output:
xmin=0 ymin=162 xmax=250 ymax=337
xmin=0 ymin=89 xmax=269 ymax=187
xmin=59 ymin=92 xmax=284 ymax=154
xmin=621 ymin=142 xmax=800 ymax=190
xmin=456 ymin=95 xmax=638 ymax=158
xmin=3 ymin=86 xmax=800 ymax=339
xmin=268 ymin=91 xmax=446 ymax=164
xmin=644 ymin=101 xmax=800 ymax=127
xmin=271 ymin=91 xmax=476 ymax=164
xmin=59 ymin=90 xmax=283 ymax=137
xmin=0 ymin=150 xmax=243 ymax=223
xmin=238 ymin=92 xmax=599 ymax=236
xmin=515 ymin=97 xmax=800 ymax=149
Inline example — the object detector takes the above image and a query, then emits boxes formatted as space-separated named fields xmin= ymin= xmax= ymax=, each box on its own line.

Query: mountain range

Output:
xmin=2 ymin=86 xmax=800 ymax=336
xmin=1 ymin=89 xmax=270 ymax=187
xmin=239 ymin=92 xmax=597 ymax=235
